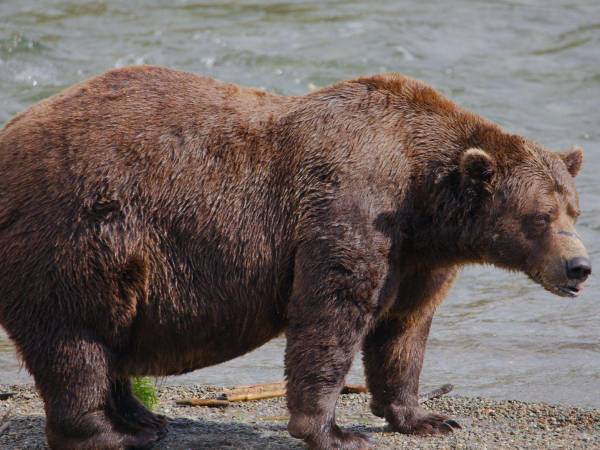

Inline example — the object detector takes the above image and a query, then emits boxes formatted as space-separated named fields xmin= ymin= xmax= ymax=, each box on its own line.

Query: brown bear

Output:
xmin=0 ymin=65 xmax=591 ymax=450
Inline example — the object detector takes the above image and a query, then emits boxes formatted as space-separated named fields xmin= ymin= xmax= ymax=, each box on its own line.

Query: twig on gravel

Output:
xmin=222 ymin=382 xmax=285 ymax=396
xmin=418 ymin=384 xmax=454 ymax=403
xmin=224 ymin=390 xmax=285 ymax=402
xmin=177 ymin=382 xmax=453 ymax=408
xmin=341 ymin=384 xmax=368 ymax=394
xmin=176 ymin=398 xmax=231 ymax=407
xmin=0 ymin=393 xmax=15 ymax=401
xmin=0 ymin=408 xmax=12 ymax=436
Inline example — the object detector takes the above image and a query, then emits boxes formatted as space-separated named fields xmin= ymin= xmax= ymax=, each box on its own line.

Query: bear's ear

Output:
xmin=460 ymin=148 xmax=495 ymax=185
xmin=559 ymin=146 xmax=583 ymax=178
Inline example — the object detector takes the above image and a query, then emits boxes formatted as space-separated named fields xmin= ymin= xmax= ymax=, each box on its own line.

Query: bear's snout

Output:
xmin=566 ymin=256 xmax=591 ymax=282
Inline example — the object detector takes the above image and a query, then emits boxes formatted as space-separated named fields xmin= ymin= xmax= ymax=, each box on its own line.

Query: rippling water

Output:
xmin=0 ymin=0 xmax=599 ymax=407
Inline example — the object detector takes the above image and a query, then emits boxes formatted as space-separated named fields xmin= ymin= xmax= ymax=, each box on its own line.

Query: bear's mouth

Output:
xmin=556 ymin=285 xmax=581 ymax=298
xmin=543 ymin=282 xmax=583 ymax=298
xmin=529 ymin=272 xmax=583 ymax=298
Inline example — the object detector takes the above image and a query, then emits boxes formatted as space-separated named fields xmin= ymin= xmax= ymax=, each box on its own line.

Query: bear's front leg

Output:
xmin=285 ymin=237 xmax=382 ymax=450
xmin=363 ymin=268 xmax=461 ymax=435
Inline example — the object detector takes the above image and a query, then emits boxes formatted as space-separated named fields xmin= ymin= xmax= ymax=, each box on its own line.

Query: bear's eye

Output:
xmin=534 ymin=213 xmax=551 ymax=228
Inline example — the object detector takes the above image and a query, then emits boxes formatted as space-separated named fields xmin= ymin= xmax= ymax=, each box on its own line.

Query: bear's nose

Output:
xmin=566 ymin=256 xmax=592 ymax=281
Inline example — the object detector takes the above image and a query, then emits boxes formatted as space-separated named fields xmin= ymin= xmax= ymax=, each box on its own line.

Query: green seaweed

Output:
xmin=131 ymin=377 xmax=158 ymax=411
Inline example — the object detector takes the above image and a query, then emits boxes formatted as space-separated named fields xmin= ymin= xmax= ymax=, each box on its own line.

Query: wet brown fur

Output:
xmin=0 ymin=66 xmax=587 ymax=449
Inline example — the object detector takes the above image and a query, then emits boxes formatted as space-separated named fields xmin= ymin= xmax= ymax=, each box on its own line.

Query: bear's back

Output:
xmin=0 ymin=65 xmax=289 ymax=187
xmin=0 ymin=66 xmax=297 ymax=238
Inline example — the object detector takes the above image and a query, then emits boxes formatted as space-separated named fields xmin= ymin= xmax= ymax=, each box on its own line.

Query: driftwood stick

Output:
xmin=177 ymin=382 xmax=453 ymax=408
xmin=341 ymin=384 xmax=368 ymax=394
xmin=224 ymin=389 xmax=286 ymax=402
xmin=222 ymin=382 xmax=286 ymax=397
xmin=418 ymin=384 xmax=454 ymax=403
xmin=176 ymin=398 xmax=230 ymax=407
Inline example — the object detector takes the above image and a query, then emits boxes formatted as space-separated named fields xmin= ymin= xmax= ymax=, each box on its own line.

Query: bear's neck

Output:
xmin=286 ymin=81 xmax=512 ymax=268
xmin=398 ymin=120 xmax=507 ymax=268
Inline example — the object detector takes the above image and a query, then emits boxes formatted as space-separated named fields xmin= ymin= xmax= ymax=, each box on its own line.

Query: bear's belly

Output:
xmin=115 ymin=214 xmax=294 ymax=377
xmin=118 ymin=293 xmax=288 ymax=377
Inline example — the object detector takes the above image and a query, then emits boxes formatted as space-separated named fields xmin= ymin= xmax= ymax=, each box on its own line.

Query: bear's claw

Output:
xmin=383 ymin=404 xmax=462 ymax=436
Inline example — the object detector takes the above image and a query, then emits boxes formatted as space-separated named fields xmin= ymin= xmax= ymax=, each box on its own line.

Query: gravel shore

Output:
xmin=1 ymin=384 xmax=598 ymax=449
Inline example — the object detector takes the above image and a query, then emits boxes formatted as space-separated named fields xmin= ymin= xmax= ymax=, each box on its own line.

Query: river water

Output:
xmin=0 ymin=0 xmax=599 ymax=408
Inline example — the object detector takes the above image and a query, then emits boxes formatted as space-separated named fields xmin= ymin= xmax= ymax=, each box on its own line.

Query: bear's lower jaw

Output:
xmin=528 ymin=272 xmax=584 ymax=298
xmin=540 ymin=281 xmax=583 ymax=298
xmin=557 ymin=285 xmax=581 ymax=297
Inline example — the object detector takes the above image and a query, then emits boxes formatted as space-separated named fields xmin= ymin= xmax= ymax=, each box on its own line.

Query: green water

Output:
xmin=0 ymin=0 xmax=599 ymax=407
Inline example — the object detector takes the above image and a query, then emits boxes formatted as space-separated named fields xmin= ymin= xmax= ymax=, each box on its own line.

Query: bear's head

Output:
xmin=460 ymin=142 xmax=590 ymax=297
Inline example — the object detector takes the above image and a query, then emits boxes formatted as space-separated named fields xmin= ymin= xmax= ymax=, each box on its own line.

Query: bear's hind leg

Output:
xmin=25 ymin=333 xmax=161 ymax=449
xmin=108 ymin=378 xmax=168 ymax=438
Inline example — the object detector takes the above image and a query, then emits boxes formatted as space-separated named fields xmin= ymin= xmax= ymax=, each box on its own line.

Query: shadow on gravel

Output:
xmin=0 ymin=416 xmax=48 ymax=450
xmin=0 ymin=415 xmax=381 ymax=449
xmin=158 ymin=417 xmax=304 ymax=449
